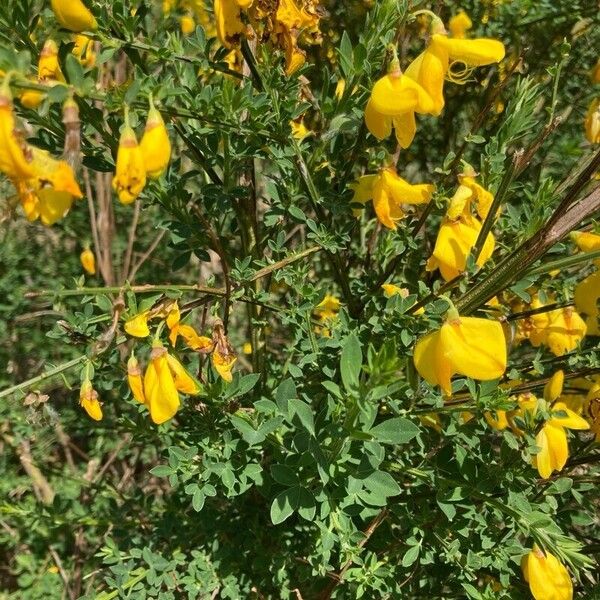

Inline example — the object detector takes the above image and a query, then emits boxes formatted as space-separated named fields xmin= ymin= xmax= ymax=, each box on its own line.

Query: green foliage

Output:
xmin=0 ymin=0 xmax=599 ymax=598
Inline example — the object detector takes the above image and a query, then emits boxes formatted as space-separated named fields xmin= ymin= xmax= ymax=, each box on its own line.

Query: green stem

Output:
xmin=0 ymin=356 xmax=86 ymax=399
xmin=526 ymin=248 xmax=600 ymax=276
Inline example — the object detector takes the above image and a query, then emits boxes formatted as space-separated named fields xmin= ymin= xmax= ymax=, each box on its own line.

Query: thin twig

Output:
xmin=128 ymin=230 xmax=166 ymax=282
xmin=122 ymin=199 xmax=141 ymax=283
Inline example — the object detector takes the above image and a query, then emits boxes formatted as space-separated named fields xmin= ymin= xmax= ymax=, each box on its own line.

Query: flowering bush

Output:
xmin=1 ymin=0 xmax=600 ymax=598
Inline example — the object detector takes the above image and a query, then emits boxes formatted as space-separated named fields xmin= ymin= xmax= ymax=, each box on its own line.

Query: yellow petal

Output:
xmin=349 ymin=174 xmax=377 ymax=216
xmin=439 ymin=316 xmax=507 ymax=382
xmin=543 ymin=370 xmax=564 ymax=403
xmin=140 ymin=102 xmax=171 ymax=179
xmin=570 ymin=229 xmax=600 ymax=253
xmin=430 ymin=214 xmax=494 ymax=281
xmin=147 ymin=349 xmax=180 ymax=424
xmin=485 ymin=410 xmax=509 ymax=430
xmin=214 ymin=0 xmax=245 ymax=48
xmin=524 ymin=548 xmax=573 ymax=600
xmin=0 ymin=99 xmax=35 ymax=180
xmin=574 ymin=270 xmax=600 ymax=335
xmin=212 ymin=349 xmax=236 ymax=382
xmin=166 ymin=354 xmax=201 ymax=395
xmin=372 ymin=178 xmax=403 ymax=230
xmin=550 ymin=402 xmax=590 ymax=431
xmin=113 ymin=126 xmax=146 ymax=204
xmin=413 ymin=330 xmax=446 ymax=391
xmin=370 ymin=73 xmax=419 ymax=116
xmin=80 ymin=248 xmax=96 ymax=275
xmin=446 ymin=183 xmax=473 ymax=220
xmin=436 ymin=36 xmax=506 ymax=66
xmin=127 ymin=355 xmax=146 ymax=404
xmin=51 ymin=0 xmax=98 ymax=32
xmin=405 ymin=42 xmax=448 ymax=116
xmin=381 ymin=283 xmax=403 ymax=298
xmin=535 ymin=423 xmax=568 ymax=478
xmin=545 ymin=308 xmax=587 ymax=356
xmin=392 ymin=111 xmax=416 ymax=149
xmin=381 ymin=168 xmax=434 ymax=205
xmin=81 ymin=396 xmax=103 ymax=420
xmin=125 ymin=311 xmax=151 ymax=338
xmin=364 ymin=98 xmax=392 ymax=140
xmin=448 ymin=11 xmax=472 ymax=39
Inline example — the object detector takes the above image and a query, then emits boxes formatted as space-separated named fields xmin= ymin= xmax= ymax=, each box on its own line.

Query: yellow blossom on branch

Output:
xmin=521 ymin=546 xmax=573 ymax=600
xmin=51 ymin=0 xmax=98 ymax=32
xmin=79 ymin=379 xmax=103 ymax=421
xmin=80 ymin=248 xmax=96 ymax=275
xmin=113 ymin=108 xmax=146 ymax=204
xmin=140 ymin=95 xmax=171 ymax=179
xmin=413 ymin=305 xmax=507 ymax=396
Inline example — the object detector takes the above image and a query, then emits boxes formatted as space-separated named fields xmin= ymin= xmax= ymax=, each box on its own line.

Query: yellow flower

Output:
xmin=13 ymin=147 xmax=83 ymax=225
xmin=19 ymin=84 xmax=45 ymax=110
xmin=79 ymin=380 xmax=103 ymax=421
xmin=214 ymin=0 xmax=245 ymax=48
xmin=348 ymin=173 xmax=377 ymax=217
xmin=144 ymin=344 xmax=181 ymax=424
xmin=290 ymin=119 xmax=310 ymax=141
xmin=413 ymin=310 xmax=507 ymax=396
xmin=575 ymin=270 xmax=600 ymax=335
xmin=427 ymin=213 xmax=495 ymax=281
xmin=570 ymin=229 xmax=600 ymax=254
xmin=448 ymin=10 xmax=472 ymax=39
xmin=80 ymin=248 xmax=96 ymax=275
xmin=381 ymin=283 xmax=403 ymax=298
xmin=446 ymin=166 xmax=495 ymax=221
xmin=212 ymin=348 xmax=237 ymax=382
xmin=38 ymin=39 xmax=64 ymax=81
xmin=274 ymin=0 xmax=320 ymax=75
xmin=521 ymin=546 xmax=573 ymax=600
xmin=314 ymin=294 xmax=341 ymax=321
xmin=484 ymin=410 xmax=510 ymax=430
xmin=365 ymin=61 xmax=434 ymax=148
xmin=113 ymin=114 xmax=146 ymax=204
xmin=335 ymin=78 xmax=346 ymax=99
xmin=585 ymin=98 xmax=600 ymax=144
xmin=72 ymin=34 xmax=96 ymax=68
xmin=369 ymin=68 xmax=434 ymax=116
xmin=544 ymin=307 xmax=586 ymax=356
xmin=51 ymin=0 xmax=98 ymax=32
xmin=372 ymin=168 xmax=434 ymax=229
xmin=0 ymin=89 xmax=35 ymax=180
xmin=405 ymin=18 xmax=505 ymax=116
xmin=350 ymin=168 xmax=434 ymax=229
xmin=125 ymin=311 xmax=151 ymax=338
xmin=534 ymin=401 xmax=589 ymax=479
xmin=180 ymin=14 xmax=196 ymax=35
xmin=127 ymin=354 xmax=146 ymax=404
xmin=140 ymin=96 xmax=171 ymax=179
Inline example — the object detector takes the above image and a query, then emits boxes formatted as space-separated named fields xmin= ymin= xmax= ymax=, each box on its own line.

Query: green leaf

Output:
xmin=149 ymin=465 xmax=173 ymax=477
xmin=64 ymin=54 xmax=84 ymax=88
xmin=340 ymin=333 xmax=362 ymax=393
xmin=192 ymin=489 xmax=205 ymax=512
xmin=270 ymin=489 xmax=295 ymax=525
xmin=401 ymin=544 xmax=420 ymax=568
xmin=271 ymin=464 xmax=298 ymax=486
xmin=369 ymin=417 xmax=419 ymax=445
xmin=363 ymin=470 xmax=401 ymax=498
xmin=275 ymin=378 xmax=296 ymax=416
xmin=289 ymin=398 xmax=315 ymax=435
